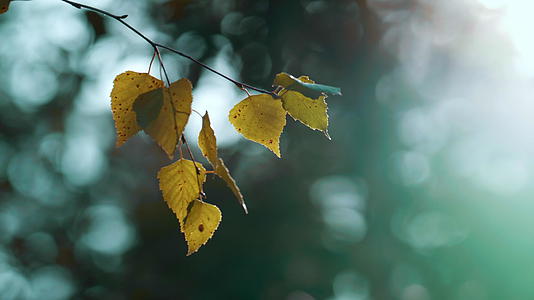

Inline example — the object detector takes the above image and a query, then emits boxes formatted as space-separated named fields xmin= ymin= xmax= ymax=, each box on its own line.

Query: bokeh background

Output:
xmin=1 ymin=0 xmax=534 ymax=299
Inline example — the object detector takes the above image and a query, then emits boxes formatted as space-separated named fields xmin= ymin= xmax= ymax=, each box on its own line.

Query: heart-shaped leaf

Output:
xmin=229 ymin=94 xmax=287 ymax=158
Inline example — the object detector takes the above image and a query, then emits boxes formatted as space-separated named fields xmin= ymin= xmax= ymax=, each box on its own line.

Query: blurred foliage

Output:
xmin=2 ymin=0 xmax=534 ymax=300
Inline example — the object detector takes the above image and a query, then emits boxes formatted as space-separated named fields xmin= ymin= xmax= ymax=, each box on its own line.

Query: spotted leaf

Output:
xmin=229 ymin=94 xmax=286 ymax=157
xmin=183 ymin=200 xmax=222 ymax=255
xmin=110 ymin=71 xmax=164 ymax=147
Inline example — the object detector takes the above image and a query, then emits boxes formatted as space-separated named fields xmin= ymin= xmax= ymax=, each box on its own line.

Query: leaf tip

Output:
xmin=271 ymin=146 xmax=282 ymax=158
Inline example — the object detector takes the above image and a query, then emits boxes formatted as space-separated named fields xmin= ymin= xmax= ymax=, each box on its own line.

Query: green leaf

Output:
xmin=274 ymin=72 xmax=342 ymax=99
xmin=133 ymin=88 xmax=164 ymax=129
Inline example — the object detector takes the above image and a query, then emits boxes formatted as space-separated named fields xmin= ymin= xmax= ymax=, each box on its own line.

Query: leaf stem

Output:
xmin=147 ymin=51 xmax=156 ymax=74
xmin=60 ymin=0 xmax=278 ymax=98
xmin=155 ymin=49 xmax=171 ymax=87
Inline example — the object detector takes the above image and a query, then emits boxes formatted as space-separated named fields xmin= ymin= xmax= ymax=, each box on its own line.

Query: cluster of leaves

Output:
xmin=111 ymin=71 xmax=340 ymax=254
xmin=232 ymin=73 xmax=342 ymax=157
xmin=1 ymin=0 xmax=341 ymax=255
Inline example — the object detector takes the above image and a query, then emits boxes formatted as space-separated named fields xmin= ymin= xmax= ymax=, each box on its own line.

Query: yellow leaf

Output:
xmin=183 ymin=199 xmax=222 ymax=255
xmin=198 ymin=113 xmax=247 ymax=213
xmin=229 ymin=94 xmax=286 ymax=157
xmin=0 ymin=0 xmax=11 ymax=14
xmin=273 ymin=72 xmax=295 ymax=87
xmin=110 ymin=71 xmax=164 ymax=147
xmin=198 ymin=112 xmax=218 ymax=167
xmin=282 ymin=91 xmax=330 ymax=139
xmin=215 ymin=158 xmax=247 ymax=213
xmin=297 ymin=75 xmax=314 ymax=84
xmin=145 ymin=78 xmax=192 ymax=159
xmin=158 ymin=159 xmax=206 ymax=226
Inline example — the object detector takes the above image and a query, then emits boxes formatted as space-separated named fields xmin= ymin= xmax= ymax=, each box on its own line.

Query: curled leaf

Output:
xmin=198 ymin=113 xmax=218 ymax=167
xmin=229 ymin=94 xmax=286 ymax=158
xmin=215 ymin=158 xmax=246 ymax=213
xmin=183 ymin=200 xmax=222 ymax=256
xmin=110 ymin=71 xmax=164 ymax=147
xmin=274 ymin=72 xmax=342 ymax=99
xmin=198 ymin=113 xmax=247 ymax=213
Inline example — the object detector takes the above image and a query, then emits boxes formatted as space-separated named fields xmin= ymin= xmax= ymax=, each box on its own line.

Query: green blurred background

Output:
xmin=2 ymin=0 xmax=534 ymax=299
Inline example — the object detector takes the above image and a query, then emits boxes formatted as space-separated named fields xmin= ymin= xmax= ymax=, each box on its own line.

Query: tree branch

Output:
xmin=61 ymin=0 xmax=248 ymax=212
xmin=60 ymin=0 xmax=278 ymax=97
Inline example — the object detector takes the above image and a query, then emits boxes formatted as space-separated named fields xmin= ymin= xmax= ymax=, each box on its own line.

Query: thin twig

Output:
xmin=155 ymin=49 xmax=171 ymax=86
xmin=156 ymin=44 xmax=277 ymax=97
xmin=60 ymin=0 xmax=278 ymax=98
xmin=61 ymin=0 xmax=257 ymax=201
xmin=182 ymin=135 xmax=205 ymax=199
xmin=191 ymin=109 xmax=203 ymax=118
xmin=147 ymin=51 xmax=156 ymax=74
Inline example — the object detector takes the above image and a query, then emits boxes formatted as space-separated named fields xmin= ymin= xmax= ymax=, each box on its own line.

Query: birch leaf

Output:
xmin=183 ymin=200 xmax=222 ymax=256
xmin=110 ymin=71 xmax=164 ymax=147
xmin=274 ymin=72 xmax=342 ymax=98
xmin=158 ymin=159 xmax=206 ymax=226
xmin=229 ymin=94 xmax=286 ymax=158
xmin=133 ymin=88 xmax=164 ymax=129
xmin=215 ymin=158 xmax=247 ymax=213
xmin=198 ymin=113 xmax=247 ymax=213
xmin=281 ymin=91 xmax=330 ymax=139
xmin=144 ymin=78 xmax=192 ymax=159
xmin=198 ymin=112 xmax=218 ymax=166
